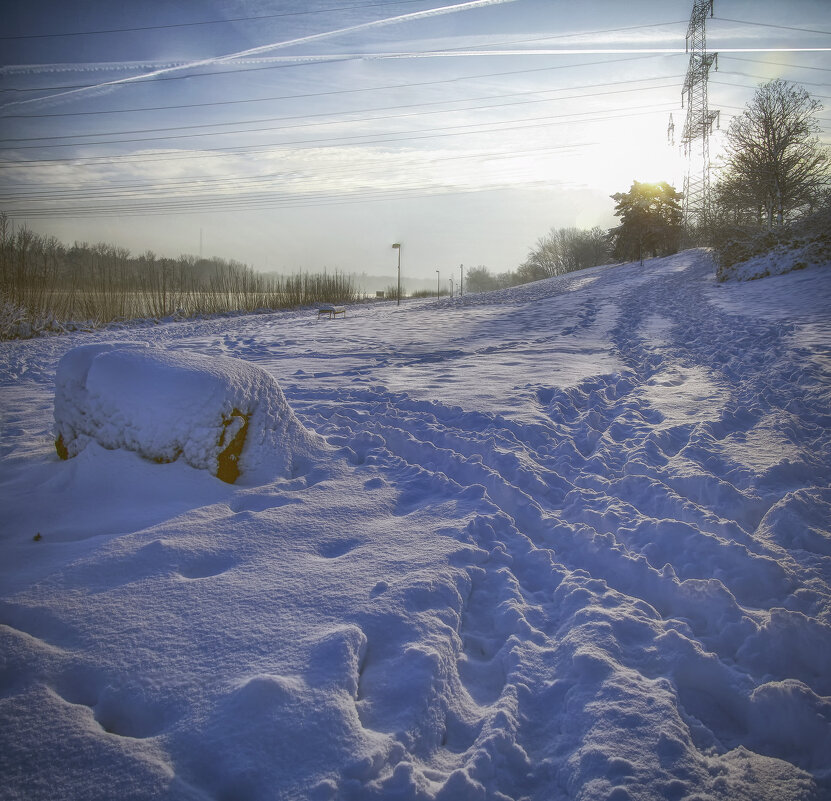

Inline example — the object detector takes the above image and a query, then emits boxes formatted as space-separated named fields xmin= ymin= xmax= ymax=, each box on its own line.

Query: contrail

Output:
xmin=12 ymin=44 xmax=825 ymax=84
xmin=14 ymin=45 xmax=828 ymax=76
xmin=5 ymin=0 xmax=516 ymax=109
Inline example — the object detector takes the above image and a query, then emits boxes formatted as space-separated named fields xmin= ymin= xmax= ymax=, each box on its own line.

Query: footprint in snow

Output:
xmin=316 ymin=538 xmax=362 ymax=559
xmin=176 ymin=553 xmax=237 ymax=580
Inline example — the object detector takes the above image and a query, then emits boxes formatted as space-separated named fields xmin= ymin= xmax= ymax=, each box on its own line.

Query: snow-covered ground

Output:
xmin=1 ymin=249 xmax=830 ymax=801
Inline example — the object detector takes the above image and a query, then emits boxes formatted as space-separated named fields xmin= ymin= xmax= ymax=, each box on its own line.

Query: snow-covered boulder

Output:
xmin=54 ymin=343 xmax=320 ymax=483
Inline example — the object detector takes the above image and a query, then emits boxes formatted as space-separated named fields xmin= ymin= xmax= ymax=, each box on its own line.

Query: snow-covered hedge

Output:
xmin=54 ymin=343 xmax=320 ymax=483
xmin=715 ymin=203 xmax=831 ymax=282
xmin=716 ymin=239 xmax=831 ymax=282
xmin=0 ymin=297 xmax=68 ymax=340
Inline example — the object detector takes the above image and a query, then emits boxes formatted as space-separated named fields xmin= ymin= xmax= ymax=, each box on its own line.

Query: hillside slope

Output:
xmin=1 ymin=250 xmax=829 ymax=800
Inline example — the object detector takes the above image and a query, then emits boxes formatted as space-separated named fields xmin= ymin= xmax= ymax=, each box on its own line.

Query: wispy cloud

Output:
xmin=2 ymin=137 xmax=601 ymax=222
xmin=4 ymin=0 xmax=517 ymax=109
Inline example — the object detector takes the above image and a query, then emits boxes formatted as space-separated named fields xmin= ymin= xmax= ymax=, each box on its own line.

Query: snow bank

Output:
xmin=719 ymin=243 xmax=829 ymax=282
xmin=715 ymin=205 xmax=831 ymax=282
xmin=53 ymin=343 xmax=321 ymax=482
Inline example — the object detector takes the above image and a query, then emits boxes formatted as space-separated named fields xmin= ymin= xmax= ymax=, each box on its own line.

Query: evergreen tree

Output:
xmin=608 ymin=181 xmax=683 ymax=262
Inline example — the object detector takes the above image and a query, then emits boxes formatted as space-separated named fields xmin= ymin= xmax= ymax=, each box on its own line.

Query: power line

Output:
xmin=0 ymin=104 xmax=675 ymax=169
xmin=419 ymin=19 xmax=686 ymax=52
xmin=725 ymin=55 xmax=831 ymax=72
xmin=5 ymin=2 xmax=571 ymax=113
xmin=0 ymin=71 xmax=677 ymax=120
xmin=0 ymin=0 xmax=426 ymax=40
xmin=715 ymin=100 xmax=830 ymax=122
xmin=715 ymin=17 xmax=831 ymax=37
xmin=0 ymin=81 xmax=680 ymax=147
xmin=1 ymin=142 xmax=591 ymax=204
xmin=4 ymin=10 xmax=827 ymax=230
xmin=0 ymin=46 xmax=670 ymax=96
xmin=2 ymin=164 xmax=587 ymax=215
xmin=711 ymin=79 xmax=831 ymax=101
xmin=717 ymin=69 xmax=831 ymax=88
xmin=2 ymin=176 xmax=591 ymax=219
xmin=1 ymin=141 xmax=581 ymax=189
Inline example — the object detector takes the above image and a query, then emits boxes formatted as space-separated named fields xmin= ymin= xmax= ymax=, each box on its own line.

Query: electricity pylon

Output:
xmin=680 ymin=0 xmax=719 ymax=231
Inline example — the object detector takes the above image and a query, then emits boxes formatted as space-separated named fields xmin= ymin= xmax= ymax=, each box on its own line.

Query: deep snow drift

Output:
xmin=1 ymin=250 xmax=830 ymax=801
xmin=53 ymin=343 xmax=321 ymax=483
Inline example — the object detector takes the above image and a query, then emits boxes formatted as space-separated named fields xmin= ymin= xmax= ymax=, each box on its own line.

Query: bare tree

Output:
xmin=519 ymin=226 xmax=610 ymax=282
xmin=0 ymin=213 xmax=10 ymax=292
xmin=719 ymin=79 xmax=830 ymax=229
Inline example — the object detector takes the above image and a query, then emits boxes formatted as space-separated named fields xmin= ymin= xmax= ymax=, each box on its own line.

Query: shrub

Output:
xmin=713 ymin=198 xmax=831 ymax=281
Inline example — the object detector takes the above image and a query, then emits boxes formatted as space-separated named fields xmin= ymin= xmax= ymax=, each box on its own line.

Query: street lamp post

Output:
xmin=436 ymin=269 xmax=440 ymax=298
xmin=459 ymin=263 xmax=464 ymax=296
xmin=450 ymin=276 xmax=454 ymax=298
xmin=392 ymin=243 xmax=401 ymax=306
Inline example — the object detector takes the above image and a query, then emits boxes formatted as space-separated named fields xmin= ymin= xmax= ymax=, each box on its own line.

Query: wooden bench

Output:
xmin=317 ymin=305 xmax=346 ymax=320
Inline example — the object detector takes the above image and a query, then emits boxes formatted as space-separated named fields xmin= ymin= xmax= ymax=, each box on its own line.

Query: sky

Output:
xmin=1 ymin=0 xmax=830 ymax=280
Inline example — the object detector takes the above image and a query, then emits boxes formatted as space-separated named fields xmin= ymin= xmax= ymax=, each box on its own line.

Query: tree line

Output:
xmin=0 ymin=217 xmax=357 ymax=338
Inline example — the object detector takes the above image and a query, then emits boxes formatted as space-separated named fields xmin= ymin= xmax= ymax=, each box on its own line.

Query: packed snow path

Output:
xmin=1 ymin=250 xmax=830 ymax=800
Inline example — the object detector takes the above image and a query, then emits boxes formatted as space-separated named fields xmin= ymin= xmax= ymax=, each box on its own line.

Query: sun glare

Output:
xmin=564 ymin=113 xmax=687 ymax=196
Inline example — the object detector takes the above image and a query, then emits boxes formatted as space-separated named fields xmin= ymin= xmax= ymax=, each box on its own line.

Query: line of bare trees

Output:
xmin=467 ymin=227 xmax=611 ymax=293
xmin=705 ymin=79 xmax=830 ymax=272
xmin=711 ymin=79 xmax=830 ymax=232
xmin=0 ymin=215 xmax=358 ymax=338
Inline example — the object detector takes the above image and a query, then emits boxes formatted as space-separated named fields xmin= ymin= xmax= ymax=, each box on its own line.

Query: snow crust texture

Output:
xmin=53 ymin=343 xmax=320 ymax=482
xmin=1 ymin=251 xmax=830 ymax=801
